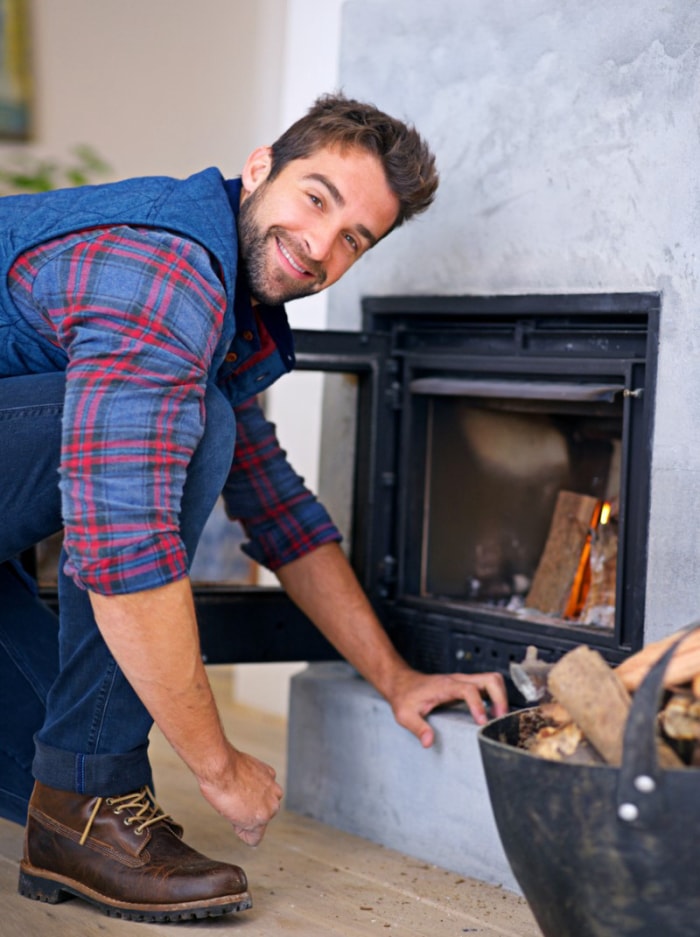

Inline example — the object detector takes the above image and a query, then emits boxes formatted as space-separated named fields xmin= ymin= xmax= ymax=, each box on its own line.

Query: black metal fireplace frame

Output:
xmin=361 ymin=292 xmax=660 ymax=688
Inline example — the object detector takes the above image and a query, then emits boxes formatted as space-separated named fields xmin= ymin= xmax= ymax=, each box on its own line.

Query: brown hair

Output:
xmin=269 ymin=92 xmax=438 ymax=232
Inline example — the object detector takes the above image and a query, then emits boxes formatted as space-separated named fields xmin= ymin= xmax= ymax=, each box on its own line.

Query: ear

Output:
xmin=241 ymin=146 xmax=273 ymax=195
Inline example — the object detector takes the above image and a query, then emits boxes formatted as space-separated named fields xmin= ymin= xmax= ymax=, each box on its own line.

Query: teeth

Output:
xmin=278 ymin=239 xmax=307 ymax=274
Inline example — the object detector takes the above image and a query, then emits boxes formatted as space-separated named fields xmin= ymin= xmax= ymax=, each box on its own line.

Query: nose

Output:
xmin=304 ymin=220 xmax=336 ymax=263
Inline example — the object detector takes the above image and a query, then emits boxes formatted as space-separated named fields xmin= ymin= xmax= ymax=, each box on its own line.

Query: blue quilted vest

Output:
xmin=0 ymin=168 xmax=294 ymax=404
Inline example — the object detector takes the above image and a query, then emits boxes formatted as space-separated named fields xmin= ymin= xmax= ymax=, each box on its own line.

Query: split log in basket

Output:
xmin=522 ymin=633 xmax=700 ymax=769
xmin=616 ymin=628 xmax=700 ymax=691
xmin=660 ymin=693 xmax=700 ymax=741
xmin=546 ymin=645 xmax=683 ymax=768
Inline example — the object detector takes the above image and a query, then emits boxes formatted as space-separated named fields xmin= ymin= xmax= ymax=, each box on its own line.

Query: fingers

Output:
xmin=233 ymin=823 xmax=268 ymax=847
xmin=394 ymin=670 xmax=509 ymax=743
xmin=463 ymin=685 xmax=489 ymax=725
xmin=230 ymin=780 xmax=283 ymax=847
xmin=466 ymin=671 xmax=509 ymax=719
xmin=484 ymin=671 xmax=509 ymax=715
xmin=458 ymin=672 xmax=509 ymax=724
xmin=398 ymin=708 xmax=435 ymax=748
xmin=198 ymin=748 xmax=284 ymax=847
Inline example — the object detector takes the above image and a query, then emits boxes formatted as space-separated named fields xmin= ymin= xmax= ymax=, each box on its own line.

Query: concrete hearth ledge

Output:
xmin=286 ymin=662 xmax=519 ymax=893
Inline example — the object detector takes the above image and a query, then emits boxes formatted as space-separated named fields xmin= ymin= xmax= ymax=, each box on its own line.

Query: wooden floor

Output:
xmin=0 ymin=669 xmax=542 ymax=936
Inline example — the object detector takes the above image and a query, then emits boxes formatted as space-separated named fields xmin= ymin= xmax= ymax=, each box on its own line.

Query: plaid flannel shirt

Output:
xmin=8 ymin=224 xmax=339 ymax=594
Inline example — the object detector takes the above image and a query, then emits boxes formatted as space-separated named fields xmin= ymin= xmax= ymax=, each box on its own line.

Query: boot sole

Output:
xmin=18 ymin=862 xmax=252 ymax=922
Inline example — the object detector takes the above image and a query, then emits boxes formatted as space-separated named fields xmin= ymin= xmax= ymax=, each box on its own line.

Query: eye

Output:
xmin=308 ymin=193 xmax=322 ymax=208
xmin=344 ymin=233 xmax=359 ymax=253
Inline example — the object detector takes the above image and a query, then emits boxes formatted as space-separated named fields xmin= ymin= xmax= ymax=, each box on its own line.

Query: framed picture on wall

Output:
xmin=0 ymin=0 xmax=32 ymax=140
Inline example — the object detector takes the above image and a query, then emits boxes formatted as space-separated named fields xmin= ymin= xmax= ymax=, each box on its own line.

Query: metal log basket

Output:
xmin=478 ymin=625 xmax=700 ymax=937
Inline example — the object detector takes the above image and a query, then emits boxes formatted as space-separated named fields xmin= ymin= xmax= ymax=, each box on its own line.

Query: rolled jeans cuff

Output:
xmin=32 ymin=737 xmax=152 ymax=796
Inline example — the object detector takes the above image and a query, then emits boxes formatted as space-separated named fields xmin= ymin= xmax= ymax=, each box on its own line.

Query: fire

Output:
xmin=526 ymin=491 xmax=618 ymax=629
xmin=564 ymin=500 xmax=613 ymax=619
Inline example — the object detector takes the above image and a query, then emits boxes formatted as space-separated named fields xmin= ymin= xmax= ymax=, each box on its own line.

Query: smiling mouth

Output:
xmin=276 ymin=237 xmax=313 ymax=277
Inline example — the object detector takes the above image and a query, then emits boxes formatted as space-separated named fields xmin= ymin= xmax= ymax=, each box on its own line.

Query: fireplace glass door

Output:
xmin=417 ymin=382 xmax=623 ymax=628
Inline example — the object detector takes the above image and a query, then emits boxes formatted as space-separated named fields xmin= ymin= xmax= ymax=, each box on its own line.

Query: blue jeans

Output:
xmin=0 ymin=373 xmax=235 ymax=824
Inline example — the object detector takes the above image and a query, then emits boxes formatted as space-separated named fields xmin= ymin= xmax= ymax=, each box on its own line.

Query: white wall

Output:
xmin=230 ymin=0 xmax=346 ymax=716
xmin=19 ymin=0 xmax=285 ymax=178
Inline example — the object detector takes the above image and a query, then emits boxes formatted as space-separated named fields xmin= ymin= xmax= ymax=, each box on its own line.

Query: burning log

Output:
xmin=526 ymin=491 xmax=600 ymax=617
xmin=579 ymin=514 xmax=617 ymax=629
xmin=524 ymin=489 xmax=619 ymax=627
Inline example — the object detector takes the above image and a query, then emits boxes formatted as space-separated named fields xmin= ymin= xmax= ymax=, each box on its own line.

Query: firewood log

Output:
xmin=537 ymin=700 xmax=572 ymax=725
xmin=548 ymin=645 xmax=683 ymax=768
xmin=548 ymin=645 xmax=630 ymax=764
xmin=659 ymin=692 xmax=700 ymax=741
xmin=579 ymin=519 xmax=617 ymax=629
xmin=527 ymin=721 xmax=604 ymax=765
xmin=526 ymin=491 xmax=599 ymax=616
xmin=615 ymin=629 xmax=700 ymax=692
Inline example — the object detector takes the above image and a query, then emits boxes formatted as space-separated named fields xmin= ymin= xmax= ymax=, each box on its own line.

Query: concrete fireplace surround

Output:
xmin=287 ymin=0 xmax=700 ymax=889
xmin=286 ymin=663 xmax=519 ymax=890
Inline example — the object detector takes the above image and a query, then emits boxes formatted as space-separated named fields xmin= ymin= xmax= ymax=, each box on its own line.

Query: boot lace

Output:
xmin=79 ymin=786 xmax=173 ymax=845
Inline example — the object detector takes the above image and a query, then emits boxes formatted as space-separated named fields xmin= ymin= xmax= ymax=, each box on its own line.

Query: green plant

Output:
xmin=0 ymin=144 xmax=111 ymax=195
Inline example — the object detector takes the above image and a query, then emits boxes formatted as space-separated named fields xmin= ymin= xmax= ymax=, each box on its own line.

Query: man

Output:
xmin=0 ymin=94 xmax=507 ymax=922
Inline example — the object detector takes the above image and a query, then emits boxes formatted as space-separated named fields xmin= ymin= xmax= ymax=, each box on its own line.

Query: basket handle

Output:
xmin=616 ymin=621 xmax=700 ymax=826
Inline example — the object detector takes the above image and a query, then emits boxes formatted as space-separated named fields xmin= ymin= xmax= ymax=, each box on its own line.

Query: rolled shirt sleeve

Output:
xmin=9 ymin=225 xmax=227 ymax=594
xmin=223 ymin=397 xmax=342 ymax=571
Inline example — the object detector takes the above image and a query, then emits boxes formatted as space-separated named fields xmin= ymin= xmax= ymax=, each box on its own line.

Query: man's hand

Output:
xmin=89 ymin=581 xmax=284 ymax=847
xmin=387 ymin=669 xmax=509 ymax=748
xmin=277 ymin=544 xmax=509 ymax=749
xmin=197 ymin=745 xmax=284 ymax=847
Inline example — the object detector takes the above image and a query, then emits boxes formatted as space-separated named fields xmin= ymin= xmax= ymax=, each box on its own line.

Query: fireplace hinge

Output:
xmin=386 ymin=380 xmax=403 ymax=410
xmin=378 ymin=554 xmax=397 ymax=597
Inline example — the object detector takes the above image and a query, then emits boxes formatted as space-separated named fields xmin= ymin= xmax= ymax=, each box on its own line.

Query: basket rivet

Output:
xmin=633 ymin=774 xmax=656 ymax=794
xmin=618 ymin=802 xmax=639 ymax=822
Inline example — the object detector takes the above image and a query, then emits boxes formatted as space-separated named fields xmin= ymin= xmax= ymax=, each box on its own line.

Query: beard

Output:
xmin=238 ymin=184 xmax=327 ymax=305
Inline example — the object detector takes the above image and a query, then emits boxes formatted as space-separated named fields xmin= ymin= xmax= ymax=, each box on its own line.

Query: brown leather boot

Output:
xmin=18 ymin=780 xmax=252 ymax=922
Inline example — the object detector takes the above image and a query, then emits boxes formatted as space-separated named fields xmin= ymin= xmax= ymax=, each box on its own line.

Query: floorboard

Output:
xmin=0 ymin=668 xmax=542 ymax=936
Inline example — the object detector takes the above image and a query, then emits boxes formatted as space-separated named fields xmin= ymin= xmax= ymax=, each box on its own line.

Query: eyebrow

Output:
xmin=304 ymin=172 xmax=378 ymax=247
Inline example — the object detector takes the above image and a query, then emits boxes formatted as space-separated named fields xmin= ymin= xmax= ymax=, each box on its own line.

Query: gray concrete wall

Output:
xmin=286 ymin=663 xmax=520 ymax=890
xmin=329 ymin=0 xmax=700 ymax=643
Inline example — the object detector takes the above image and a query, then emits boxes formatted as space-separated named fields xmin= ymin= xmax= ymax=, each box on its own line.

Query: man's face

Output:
xmin=238 ymin=145 xmax=400 ymax=305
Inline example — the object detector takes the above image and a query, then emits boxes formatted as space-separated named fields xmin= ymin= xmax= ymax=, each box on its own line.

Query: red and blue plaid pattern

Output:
xmin=9 ymin=225 xmax=339 ymax=594
xmin=226 ymin=398 xmax=340 ymax=571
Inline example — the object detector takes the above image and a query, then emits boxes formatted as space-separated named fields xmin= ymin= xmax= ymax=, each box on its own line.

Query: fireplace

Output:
xmin=354 ymin=293 xmax=659 ymax=702
xmin=191 ymin=292 xmax=660 ymax=703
